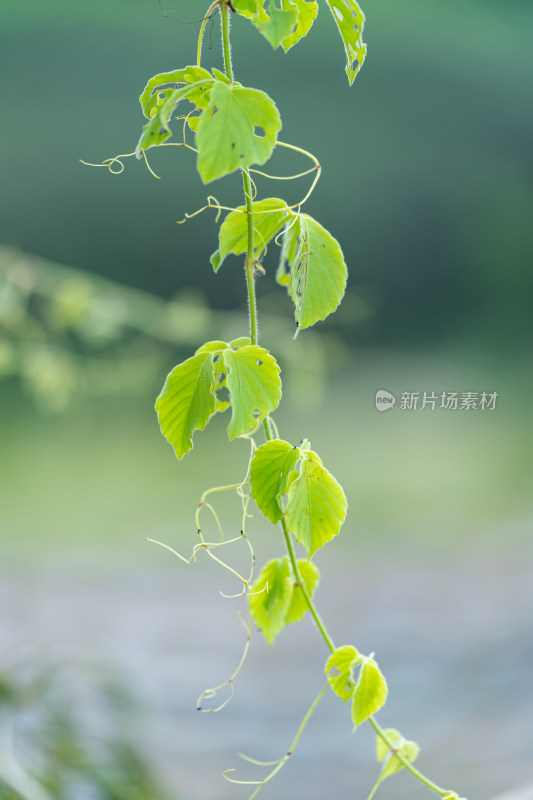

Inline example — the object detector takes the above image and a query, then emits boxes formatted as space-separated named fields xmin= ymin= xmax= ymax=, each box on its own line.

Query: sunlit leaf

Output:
xmin=138 ymin=66 xmax=213 ymax=118
xmin=250 ymin=557 xmax=319 ymax=643
xmin=222 ymin=345 xmax=281 ymax=439
xmin=250 ymin=557 xmax=293 ymax=644
xmin=195 ymin=340 xmax=228 ymax=355
xmin=277 ymin=214 xmax=347 ymax=331
xmin=285 ymin=560 xmax=320 ymax=625
xmin=376 ymin=728 xmax=420 ymax=779
xmin=135 ymin=79 xmax=212 ymax=156
xmin=211 ymin=198 xmax=290 ymax=272
xmin=260 ymin=0 xmax=298 ymax=48
xmin=233 ymin=0 xmax=316 ymax=51
xmin=281 ymin=0 xmax=318 ymax=51
xmin=285 ymin=450 xmax=347 ymax=556
xmin=250 ymin=439 xmax=301 ymax=523
xmin=155 ymin=351 xmax=216 ymax=460
xmin=196 ymin=81 xmax=281 ymax=183
xmin=325 ymin=645 xmax=362 ymax=702
xmin=352 ymin=657 xmax=388 ymax=727
xmin=325 ymin=0 xmax=367 ymax=84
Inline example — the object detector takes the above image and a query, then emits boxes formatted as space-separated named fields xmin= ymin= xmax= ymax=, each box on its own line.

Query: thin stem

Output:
xmin=197 ymin=0 xmax=220 ymax=67
xmin=369 ymin=718 xmax=447 ymax=796
xmin=242 ymin=168 xmax=258 ymax=345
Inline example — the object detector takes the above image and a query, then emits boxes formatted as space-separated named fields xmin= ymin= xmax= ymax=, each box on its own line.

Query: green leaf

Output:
xmin=325 ymin=0 xmax=367 ymax=84
xmin=196 ymin=81 xmax=281 ymax=183
xmin=250 ymin=439 xmax=301 ymax=524
xmin=325 ymin=645 xmax=362 ymax=702
xmin=139 ymin=66 xmax=213 ymax=118
xmin=351 ymin=657 xmax=388 ymax=728
xmin=277 ymin=214 xmax=347 ymax=331
xmin=211 ymin=198 xmax=290 ymax=272
xmin=260 ymin=0 xmax=298 ymax=48
xmin=135 ymin=79 xmax=211 ymax=156
xmin=280 ymin=0 xmax=318 ymax=51
xmin=250 ymin=557 xmax=319 ymax=644
xmin=195 ymin=340 xmax=228 ymax=355
xmin=155 ymin=351 xmax=216 ymax=460
xmin=285 ymin=450 xmax=347 ymax=556
xmin=376 ymin=728 xmax=420 ymax=779
xmin=233 ymin=0 xmax=316 ymax=51
xmin=229 ymin=336 xmax=253 ymax=350
xmin=222 ymin=345 xmax=281 ymax=439
xmin=285 ymin=559 xmax=320 ymax=625
xmin=250 ymin=558 xmax=293 ymax=644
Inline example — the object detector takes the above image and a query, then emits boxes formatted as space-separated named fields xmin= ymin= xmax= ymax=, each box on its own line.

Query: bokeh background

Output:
xmin=1 ymin=1 xmax=532 ymax=798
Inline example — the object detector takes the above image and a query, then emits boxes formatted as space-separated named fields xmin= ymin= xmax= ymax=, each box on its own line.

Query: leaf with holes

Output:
xmin=376 ymin=728 xmax=421 ymax=779
xmin=325 ymin=0 xmax=367 ymax=84
xmin=281 ymin=0 xmax=318 ymax=51
xmin=277 ymin=214 xmax=347 ymax=331
xmin=222 ymin=345 xmax=281 ymax=439
xmin=155 ymin=350 xmax=216 ymax=460
xmin=250 ymin=439 xmax=301 ymax=524
xmin=250 ymin=558 xmax=293 ymax=644
xmin=285 ymin=450 xmax=347 ymax=556
xmin=325 ymin=645 xmax=362 ymax=702
xmin=138 ymin=66 xmax=214 ymax=119
xmin=196 ymin=81 xmax=281 ymax=183
xmin=211 ymin=198 xmax=290 ymax=272
xmin=284 ymin=560 xmax=320 ymax=625
xmin=136 ymin=66 xmax=215 ymax=156
xmin=352 ymin=657 xmax=388 ymax=728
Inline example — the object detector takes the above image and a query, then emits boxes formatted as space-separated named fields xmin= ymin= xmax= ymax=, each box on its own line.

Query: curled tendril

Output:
xmin=222 ymin=683 xmax=328 ymax=799
xmin=197 ymin=611 xmax=251 ymax=713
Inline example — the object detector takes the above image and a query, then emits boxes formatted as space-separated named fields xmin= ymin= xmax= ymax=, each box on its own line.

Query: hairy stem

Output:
xmin=220 ymin=1 xmax=234 ymax=81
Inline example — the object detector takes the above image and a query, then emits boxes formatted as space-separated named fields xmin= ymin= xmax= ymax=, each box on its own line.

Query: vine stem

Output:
xmin=218 ymin=3 xmax=448 ymax=797
xmin=219 ymin=1 xmax=258 ymax=346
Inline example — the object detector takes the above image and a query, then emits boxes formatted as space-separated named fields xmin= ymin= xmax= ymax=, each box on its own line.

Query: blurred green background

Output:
xmin=1 ymin=1 xmax=532 ymax=799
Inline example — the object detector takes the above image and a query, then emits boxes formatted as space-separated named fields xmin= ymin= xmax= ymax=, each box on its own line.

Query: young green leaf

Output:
xmin=155 ymin=351 xmax=216 ymax=460
xmin=325 ymin=0 xmax=367 ymax=84
xmin=136 ymin=80 xmax=210 ymax=155
xmin=222 ymin=345 xmax=281 ymax=439
xmin=280 ymin=0 xmax=318 ymax=51
xmin=250 ymin=558 xmax=293 ymax=644
xmin=376 ymin=728 xmax=420 ymax=779
xmin=284 ymin=560 xmax=320 ymax=625
xmin=250 ymin=558 xmax=319 ymax=644
xmin=277 ymin=214 xmax=347 ymax=331
xmin=325 ymin=645 xmax=362 ymax=702
xmin=285 ymin=450 xmax=347 ymax=557
xmin=138 ymin=66 xmax=213 ymax=119
xmin=250 ymin=439 xmax=301 ymax=523
xmin=211 ymin=198 xmax=290 ymax=272
xmin=260 ymin=1 xmax=298 ymax=48
xmin=196 ymin=81 xmax=281 ymax=183
xmin=352 ymin=657 xmax=388 ymax=728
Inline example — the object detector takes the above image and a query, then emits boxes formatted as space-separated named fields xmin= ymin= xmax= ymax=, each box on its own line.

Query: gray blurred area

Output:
xmin=1 ymin=1 xmax=532 ymax=799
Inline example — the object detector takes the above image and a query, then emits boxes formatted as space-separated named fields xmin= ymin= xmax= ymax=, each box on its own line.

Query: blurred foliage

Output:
xmin=0 ymin=660 xmax=174 ymax=800
xmin=0 ymin=247 xmax=359 ymax=411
